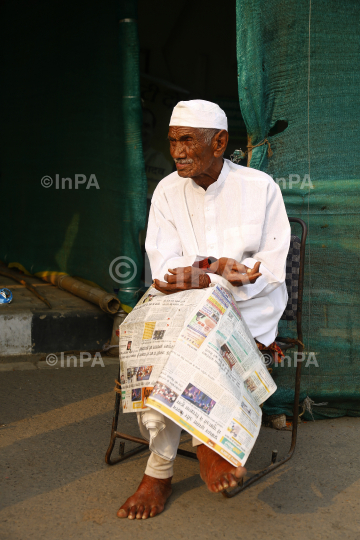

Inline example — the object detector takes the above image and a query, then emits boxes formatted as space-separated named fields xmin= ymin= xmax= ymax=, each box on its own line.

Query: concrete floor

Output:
xmin=1 ymin=358 xmax=360 ymax=540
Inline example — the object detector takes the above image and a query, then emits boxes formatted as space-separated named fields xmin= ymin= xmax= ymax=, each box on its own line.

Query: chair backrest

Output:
xmin=281 ymin=235 xmax=301 ymax=321
xmin=280 ymin=217 xmax=307 ymax=324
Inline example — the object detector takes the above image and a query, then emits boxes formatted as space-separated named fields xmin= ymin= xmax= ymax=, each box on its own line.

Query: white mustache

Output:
xmin=174 ymin=158 xmax=193 ymax=164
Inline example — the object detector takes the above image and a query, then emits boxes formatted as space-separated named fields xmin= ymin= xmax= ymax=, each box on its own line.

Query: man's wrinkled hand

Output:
xmin=153 ymin=266 xmax=210 ymax=295
xmin=208 ymin=258 xmax=262 ymax=287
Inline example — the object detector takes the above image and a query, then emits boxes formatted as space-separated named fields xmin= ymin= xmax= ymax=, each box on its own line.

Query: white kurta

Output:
xmin=145 ymin=159 xmax=290 ymax=346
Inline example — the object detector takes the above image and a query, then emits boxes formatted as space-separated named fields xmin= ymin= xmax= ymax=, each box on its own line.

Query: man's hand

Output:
xmin=153 ymin=267 xmax=210 ymax=295
xmin=153 ymin=259 xmax=262 ymax=295
xmin=208 ymin=258 xmax=262 ymax=287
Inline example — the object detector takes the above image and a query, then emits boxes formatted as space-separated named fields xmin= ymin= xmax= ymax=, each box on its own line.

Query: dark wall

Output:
xmin=137 ymin=0 xmax=247 ymax=161
xmin=0 ymin=0 xmax=142 ymax=292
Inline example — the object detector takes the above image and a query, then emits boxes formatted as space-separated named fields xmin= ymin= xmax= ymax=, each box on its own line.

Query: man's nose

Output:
xmin=171 ymin=142 xmax=186 ymax=159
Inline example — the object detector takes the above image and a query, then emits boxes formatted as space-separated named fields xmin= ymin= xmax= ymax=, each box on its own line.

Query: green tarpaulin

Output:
xmin=236 ymin=0 xmax=360 ymax=418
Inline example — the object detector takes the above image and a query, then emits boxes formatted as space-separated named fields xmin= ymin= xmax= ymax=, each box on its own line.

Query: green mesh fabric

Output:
xmin=0 ymin=0 xmax=146 ymax=308
xmin=236 ymin=0 xmax=360 ymax=419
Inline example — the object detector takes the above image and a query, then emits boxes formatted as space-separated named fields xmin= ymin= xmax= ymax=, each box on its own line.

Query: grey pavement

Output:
xmin=1 ymin=358 xmax=359 ymax=540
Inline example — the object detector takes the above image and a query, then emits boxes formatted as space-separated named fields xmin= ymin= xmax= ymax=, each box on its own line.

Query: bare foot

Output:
xmin=197 ymin=444 xmax=246 ymax=493
xmin=117 ymin=474 xmax=172 ymax=520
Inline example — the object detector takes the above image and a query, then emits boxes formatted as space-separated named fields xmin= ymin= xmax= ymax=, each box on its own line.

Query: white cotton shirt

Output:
xmin=145 ymin=159 xmax=291 ymax=346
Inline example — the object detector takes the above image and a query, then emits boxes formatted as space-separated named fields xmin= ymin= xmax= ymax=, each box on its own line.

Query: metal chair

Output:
xmin=105 ymin=217 xmax=307 ymax=498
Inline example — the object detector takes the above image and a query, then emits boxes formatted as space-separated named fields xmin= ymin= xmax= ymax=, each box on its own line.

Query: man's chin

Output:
xmin=176 ymin=166 xmax=197 ymax=178
xmin=176 ymin=169 xmax=191 ymax=178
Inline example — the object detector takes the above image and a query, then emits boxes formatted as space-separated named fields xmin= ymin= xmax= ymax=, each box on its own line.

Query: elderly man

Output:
xmin=118 ymin=100 xmax=290 ymax=520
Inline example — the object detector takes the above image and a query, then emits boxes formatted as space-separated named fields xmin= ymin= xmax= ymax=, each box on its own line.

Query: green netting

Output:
xmin=236 ymin=0 xmax=360 ymax=419
xmin=0 ymin=0 xmax=146 ymax=309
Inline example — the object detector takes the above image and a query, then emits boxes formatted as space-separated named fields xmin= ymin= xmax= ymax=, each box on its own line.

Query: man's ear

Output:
xmin=213 ymin=130 xmax=229 ymax=157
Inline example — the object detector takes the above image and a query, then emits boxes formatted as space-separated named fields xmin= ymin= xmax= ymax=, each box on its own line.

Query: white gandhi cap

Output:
xmin=169 ymin=99 xmax=228 ymax=131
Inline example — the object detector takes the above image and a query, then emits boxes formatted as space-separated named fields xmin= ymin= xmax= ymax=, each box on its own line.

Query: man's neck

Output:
xmin=191 ymin=158 xmax=224 ymax=191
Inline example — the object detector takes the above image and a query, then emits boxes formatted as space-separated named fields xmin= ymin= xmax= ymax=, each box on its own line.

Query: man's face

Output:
xmin=168 ymin=126 xmax=215 ymax=178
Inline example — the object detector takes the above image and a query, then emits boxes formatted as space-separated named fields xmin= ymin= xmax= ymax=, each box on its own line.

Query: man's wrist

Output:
xmin=207 ymin=261 xmax=219 ymax=275
xmin=193 ymin=257 xmax=218 ymax=270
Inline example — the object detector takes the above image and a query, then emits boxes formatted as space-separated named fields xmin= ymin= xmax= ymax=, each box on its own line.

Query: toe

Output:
xmin=128 ymin=505 xmax=137 ymax=520
xmin=149 ymin=505 xmax=159 ymax=518
xmin=220 ymin=477 xmax=229 ymax=490
xmin=216 ymin=481 xmax=224 ymax=492
xmin=209 ymin=482 xmax=218 ymax=493
xmin=226 ymin=473 xmax=237 ymax=487
xmin=142 ymin=506 xmax=151 ymax=520
xmin=234 ymin=466 xmax=246 ymax=479
xmin=117 ymin=508 xmax=128 ymax=519
xmin=136 ymin=505 xmax=145 ymax=520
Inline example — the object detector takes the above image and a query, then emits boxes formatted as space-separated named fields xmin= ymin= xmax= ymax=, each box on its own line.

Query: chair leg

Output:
xmin=105 ymin=389 xmax=121 ymax=464
xmin=177 ymin=448 xmax=198 ymax=459
xmin=105 ymin=369 xmax=149 ymax=465
xmin=222 ymin=347 xmax=303 ymax=498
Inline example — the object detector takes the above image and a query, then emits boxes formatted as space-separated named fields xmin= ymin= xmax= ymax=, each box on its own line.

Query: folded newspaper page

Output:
xmin=119 ymin=284 xmax=277 ymax=466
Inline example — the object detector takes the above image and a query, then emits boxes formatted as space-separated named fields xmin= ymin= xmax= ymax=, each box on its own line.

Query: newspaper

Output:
xmin=119 ymin=284 xmax=277 ymax=466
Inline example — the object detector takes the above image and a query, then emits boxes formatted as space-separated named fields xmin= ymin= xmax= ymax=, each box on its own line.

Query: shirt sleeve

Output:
xmin=145 ymin=193 xmax=197 ymax=281
xmin=209 ymin=180 xmax=290 ymax=302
